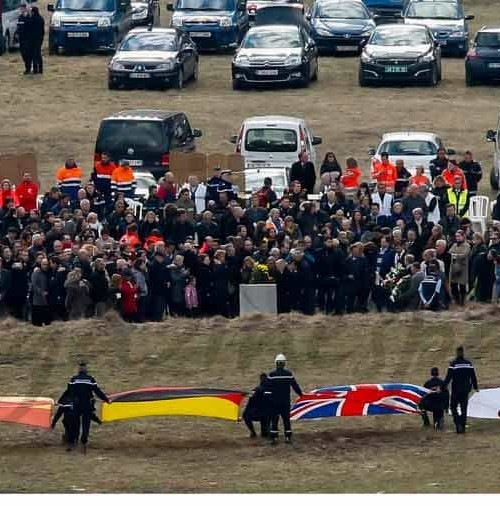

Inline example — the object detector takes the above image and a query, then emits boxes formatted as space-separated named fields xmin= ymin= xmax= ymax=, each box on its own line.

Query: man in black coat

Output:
xmin=316 ymin=238 xmax=346 ymax=315
xmin=458 ymin=151 xmax=482 ymax=197
xmin=429 ymin=147 xmax=449 ymax=180
xmin=17 ymin=3 xmax=32 ymax=74
xmin=148 ymin=251 xmax=170 ymax=321
xmin=289 ymin=152 xmax=316 ymax=195
xmin=268 ymin=354 xmax=302 ymax=445
xmin=443 ymin=346 xmax=479 ymax=434
xmin=30 ymin=7 xmax=45 ymax=74
xmin=243 ymin=373 xmax=272 ymax=438
xmin=345 ymin=242 xmax=370 ymax=313
xmin=420 ymin=367 xmax=449 ymax=431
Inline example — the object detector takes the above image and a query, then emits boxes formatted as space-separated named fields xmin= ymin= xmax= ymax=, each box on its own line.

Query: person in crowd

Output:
xmin=31 ymin=257 xmax=51 ymax=326
xmin=459 ymin=151 xmax=482 ymax=197
xmin=371 ymin=152 xmax=397 ymax=190
xmin=17 ymin=3 xmax=32 ymax=74
xmin=182 ymin=175 xmax=206 ymax=214
xmin=445 ymin=176 xmax=470 ymax=218
xmin=30 ymin=6 xmax=45 ymax=74
xmin=243 ymin=373 xmax=271 ymax=439
xmin=341 ymin=157 xmax=362 ymax=191
xmin=289 ymin=152 xmax=316 ymax=194
xmin=320 ymin=152 xmax=342 ymax=183
xmin=64 ymin=267 xmax=90 ymax=320
xmin=268 ymin=354 xmax=302 ymax=445
xmin=256 ymin=177 xmax=278 ymax=209
xmin=429 ymin=147 xmax=449 ymax=180
xmin=394 ymin=159 xmax=412 ymax=198
xmin=449 ymin=229 xmax=471 ymax=306
xmin=371 ymin=182 xmax=393 ymax=217
xmin=119 ymin=269 xmax=138 ymax=322
xmin=15 ymin=172 xmax=39 ymax=212
xmin=442 ymin=161 xmax=467 ymax=190
xmin=111 ymin=160 xmax=136 ymax=200
xmin=345 ymin=242 xmax=369 ymax=313
xmin=420 ymin=367 xmax=449 ymax=431
xmin=56 ymin=158 xmax=82 ymax=201
xmin=402 ymin=184 xmax=426 ymax=218
xmin=92 ymin=152 xmax=117 ymax=201
xmin=410 ymin=166 xmax=430 ymax=187
xmin=443 ymin=346 xmax=479 ymax=434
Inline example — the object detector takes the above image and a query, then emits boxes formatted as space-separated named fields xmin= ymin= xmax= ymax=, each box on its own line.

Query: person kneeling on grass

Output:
xmin=420 ymin=367 xmax=449 ymax=431
xmin=243 ymin=373 xmax=272 ymax=439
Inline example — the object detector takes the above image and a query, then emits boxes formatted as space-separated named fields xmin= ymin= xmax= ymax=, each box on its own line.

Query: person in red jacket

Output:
xmin=119 ymin=270 xmax=138 ymax=322
xmin=441 ymin=160 xmax=467 ymax=190
xmin=15 ymin=172 xmax=39 ymax=211
xmin=371 ymin=152 xmax=397 ymax=189
xmin=0 ymin=179 xmax=20 ymax=208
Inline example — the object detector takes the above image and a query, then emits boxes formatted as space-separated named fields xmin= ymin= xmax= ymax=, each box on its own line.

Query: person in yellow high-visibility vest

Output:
xmin=445 ymin=176 xmax=470 ymax=218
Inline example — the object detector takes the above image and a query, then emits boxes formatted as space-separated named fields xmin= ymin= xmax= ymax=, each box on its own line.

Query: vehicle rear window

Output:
xmin=96 ymin=120 xmax=166 ymax=154
xmin=379 ymin=140 xmax=437 ymax=156
xmin=245 ymin=129 xmax=298 ymax=152
xmin=477 ymin=32 xmax=500 ymax=48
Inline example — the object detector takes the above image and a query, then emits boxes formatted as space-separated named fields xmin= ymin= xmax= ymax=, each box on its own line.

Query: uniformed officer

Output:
xmin=242 ymin=373 xmax=272 ymax=439
xmin=420 ymin=367 xmax=449 ymax=431
xmin=60 ymin=361 xmax=110 ymax=453
xmin=268 ymin=354 xmax=302 ymax=445
xmin=443 ymin=346 xmax=479 ymax=434
xmin=17 ymin=3 xmax=32 ymax=75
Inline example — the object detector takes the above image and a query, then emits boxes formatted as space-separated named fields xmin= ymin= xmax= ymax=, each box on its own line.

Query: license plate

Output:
xmin=385 ymin=65 xmax=407 ymax=73
xmin=130 ymin=73 xmax=151 ymax=79
xmin=67 ymin=32 xmax=89 ymax=38
xmin=489 ymin=63 xmax=500 ymax=69
xmin=128 ymin=160 xmax=144 ymax=166
xmin=336 ymin=45 xmax=359 ymax=51
xmin=256 ymin=69 xmax=279 ymax=76
xmin=189 ymin=32 xmax=211 ymax=38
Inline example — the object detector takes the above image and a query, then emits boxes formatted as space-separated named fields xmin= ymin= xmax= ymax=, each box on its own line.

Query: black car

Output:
xmin=232 ymin=9 xmax=318 ymax=89
xmin=94 ymin=110 xmax=202 ymax=179
xmin=108 ymin=27 xmax=199 ymax=90
xmin=359 ymin=23 xmax=441 ymax=86
xmin=466 ymin=27 xmax=500 ymax=86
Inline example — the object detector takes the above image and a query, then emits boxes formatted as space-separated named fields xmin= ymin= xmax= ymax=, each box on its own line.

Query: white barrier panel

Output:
xmin=239 ymin=284 xmax=277 ymax=316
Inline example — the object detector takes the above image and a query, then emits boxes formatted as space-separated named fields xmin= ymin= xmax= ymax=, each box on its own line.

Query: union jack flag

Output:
xmin=290 ymin=383 xmax=429 ymax=421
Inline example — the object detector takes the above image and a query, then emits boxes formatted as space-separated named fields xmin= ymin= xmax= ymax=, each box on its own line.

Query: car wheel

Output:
xmin=192 ymin=60 xmax=199 ymax=81
xmin=108 ymin=77 xmax=118 ymax=90
xmin=358 ymin=67 xmax=368 ymax=87
xmin=490 ymin=167 xmax=499 ymax=191
xmin=465 ymin=67 xmax=475 ymax=87
xmin=176 ymin=68 xmax=184 ymax=90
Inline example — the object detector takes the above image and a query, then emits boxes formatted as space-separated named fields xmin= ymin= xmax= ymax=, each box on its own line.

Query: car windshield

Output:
xmin=121 ymin=33 xmax=178 ymax=51
xmin=242 ymin=30 xmax=301 ymax=48
xmin=57 ymin=0 xmax=115 ymax=11
xmin=406 ymin=2 xmax=460 ymax=19
xmin=176 ymin=0 xmax=235 ymax=10
xmin=315 ymin=2 xmax=369 ymax=19
xmin=476 ymin=32 xmax=500 ymax=48
xmin=370 ymin=28 xmax=428 ymax=46
xmin=379 ymin=140 xmax=437 ymax=156
xmin=97 ymin=120 xmax=166 ymax=155
xmin=245 ymin=129 xmax=298 ymax=152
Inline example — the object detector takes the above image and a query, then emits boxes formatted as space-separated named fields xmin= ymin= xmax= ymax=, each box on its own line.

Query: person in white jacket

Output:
xmin=371 ymin=182 xmax=393 ymax=217
xmin=181 ymin=175 xmax=207 ymax=215
xmin=421 ymin=185 xmax=441 ymax=225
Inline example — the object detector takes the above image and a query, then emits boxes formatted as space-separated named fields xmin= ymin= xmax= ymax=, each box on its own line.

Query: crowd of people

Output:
xmin=1 ymin=147 xmax=500 ymax=326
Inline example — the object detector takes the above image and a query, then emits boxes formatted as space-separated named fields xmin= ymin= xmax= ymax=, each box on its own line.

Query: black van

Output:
xmin=94 ymin=109 xmax=202 ymax=180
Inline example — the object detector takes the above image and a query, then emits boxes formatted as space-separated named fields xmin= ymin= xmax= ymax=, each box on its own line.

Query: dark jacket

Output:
xmin=244 ymin=381 xmax=272 ymax=419
xmin=268 ymin=367 xmax=302 ymax=406
xmin=148 ymin=259 xmax=170 ymax=296
xmin=458 ymin=160 xmax=482 ymax=194
xmin=444 ymin=357 xmax=478 ymax=396
xmin=90 ymin=269 xmax=109 ymax=303
xmin=289 ymin=161 xmax=316 ymax=194
xmin=63 ymin=372 xmax=109 ymax=413
xmin=31 ymin=12 xmax=45 ymax=47
xmin=429 ymin=157 xmax=449 ymax=180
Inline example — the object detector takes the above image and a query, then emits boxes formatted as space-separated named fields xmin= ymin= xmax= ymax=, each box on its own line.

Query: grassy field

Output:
xmin=0 ymin=0 xmax=500 ymax=194
xmin=1 ymin=309 xmax=500 ymax=492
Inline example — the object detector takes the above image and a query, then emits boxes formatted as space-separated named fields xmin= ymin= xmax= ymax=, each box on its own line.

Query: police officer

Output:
xmin=420 ymin=367 xmax=449 ymax=431
xmin=242 ymin=373 xmax=271 ymax=439
xmin=268 ymin=353 xmax=302 ymax=445
xmin=17 ymin=3 xmax=32 ymax=75
xmin=61 ymin=361 xmax=110 ymax=453
xmin=443 ymin=346 xmax=479 ymax=434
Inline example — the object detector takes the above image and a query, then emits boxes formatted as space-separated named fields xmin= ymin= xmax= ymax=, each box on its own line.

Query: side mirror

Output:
xmin=193 ymin=128 xmax=202 ymax=138
xmin=230 ymin=135 xmax=238 ymax=144
xmin=48 ymin=4 xmax=55 ymax=11
xmin=465 ymin=15 xmax=475 ymax=21
xmin=166 ymin=3 xmax=174 ymax=11
xmin=446 ymin=148 xmax=456 ymax=156
xmin=312 ymin=136 xmax=322 ymax=146
xmin=486 ymin=129 xmax=497 ymax=142
xmin=368 ymin=147 xmax=376 ymax=156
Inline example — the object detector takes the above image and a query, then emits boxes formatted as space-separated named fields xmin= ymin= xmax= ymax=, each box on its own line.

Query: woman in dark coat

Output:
xmin=195 ymin=254 xmax=214 ymax=316
xmin=320 ymin=152 xmax=343 ymax=183
xmin=30 ymin=7 xmax=45 ymax=74
xmin=212 ymin=249 xmax=230 ymax=317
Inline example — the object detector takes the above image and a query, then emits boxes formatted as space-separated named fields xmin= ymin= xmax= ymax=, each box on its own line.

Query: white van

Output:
xmin=230 ymin=115 xmax=322 ymax=170
xmin=1 ymin=0 xmax=36 ymax=53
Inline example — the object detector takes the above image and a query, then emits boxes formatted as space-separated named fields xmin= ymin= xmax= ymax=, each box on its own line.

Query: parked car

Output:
xmin=466 ymin=26 xmax=500 ymax=86
xmin=167 ymin=0 xmax=249 ymax=51
xmin=362 ymin=0 xmax=409 ymax=20
xmin=246 ymin=0 xmax=303 ymax=24
xmin=1 ymin=0 xmax=37 ymax=53
xmin=307 ymin=0 xmax=376 ymax=54
xmin=359 ymin=23 xmax=441 ymax=86
xmin=108 ymin=27 xmax=199 ymax=89
xmin=230 ymin=115 xmax=322 ymax=169
xmin=486 ymin=124 xmax=500 ymax=190
xmin=232 ymin=22 xmax=318 ymax=89
xmin=403 ymin=0 xmax=474 ymax=57
xmin=130 ymin=0 xmax=155 ymax=26
xmin=94 ymin=110 xmax=202 ymax=180
xmin=48 ymin=0 xmax=135 ymax=54
xmin=368 ymin=131 xmax=455 ymax=175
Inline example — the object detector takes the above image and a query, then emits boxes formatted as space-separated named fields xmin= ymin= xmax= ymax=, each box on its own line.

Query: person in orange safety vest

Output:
xmin=56 ymin=158 xmax=82 ymax=201
xmin=371 ymin=152 xmax=397 ymax=189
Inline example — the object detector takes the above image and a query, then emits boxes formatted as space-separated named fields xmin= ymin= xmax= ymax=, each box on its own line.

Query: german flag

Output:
xmin=101 ymin=387 xmax=247 ymax=423
xmin=0 ymin=397 xmax=54 ymax=429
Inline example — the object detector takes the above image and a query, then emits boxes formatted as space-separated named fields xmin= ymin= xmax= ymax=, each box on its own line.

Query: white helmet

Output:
xmin=275 ymin=353 xmax=287 ymax=364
